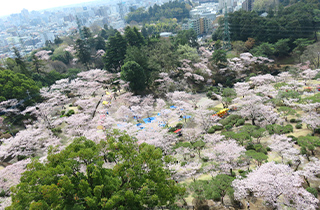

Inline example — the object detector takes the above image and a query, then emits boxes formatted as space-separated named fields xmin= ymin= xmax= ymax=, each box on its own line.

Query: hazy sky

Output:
xmin=0 ymin=0 xmax=96 ymax=17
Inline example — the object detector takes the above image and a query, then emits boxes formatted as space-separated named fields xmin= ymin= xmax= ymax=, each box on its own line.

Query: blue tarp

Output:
xmin=170 ymin=105 xmax=177 ymax=109
xmin=143 ymin=117 xmax=156 ymax=123
xmin=182 ymin=115 xmax=191 ymax=119
xmin=136 ymin=123 xmax=142 ymax=126
xmin=157 ymin=113 xmax=161 ymax=116
xmin=159 ymin=123 xmax=166 ymax=127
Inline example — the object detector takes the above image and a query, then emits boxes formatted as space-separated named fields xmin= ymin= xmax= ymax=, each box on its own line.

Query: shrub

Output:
xmin=51 ymin=127 xmax=62 ymax=136
xmin=66 ymin=109 xmax=75 ymax=117
xmin=212 ymin=125 xmax=223 ymax=131
xmin=0 ymin=189 xmax=6 ymax=197
xmin=283 ymin=124 xmax=293 ymax=133
xmin=202 ymin=157 xmax=209 ymax=162
xmin=176 ymin=123 xmax=183 ymax=129
xmin=238 ymin=169 xmax=245 ymax=174
xmin=235 ymin=119 xmax=245 ymax=127
xmin=306 ymin=187 xmax=318 ymax=198
xmin=290 ymin=118 xmax=296 ymax=123
xmin=225 ymin=124 xmax=233 ymax=130
xmin=212 ymin=192 xmax=221 ymax=202
xmin=181 ymin=161 xmax=187 ymax=166
xmin=169 ymin=127 xmax=176 ymax=132
xmin=295 ymin=124 xmax=302 ymax=129
xmin=246 ymin=144 xmax=255 ymax=151
xmin=17 ymin=155 xmax=28 ymax=161
xmin=207 ymin=127 xmax=215 ymax=134
xmin=61 ymin=110 xmax=65 ymax=115
xmin=287 ymin=135 xmax=298 ymax=143
xmin=266 ymin=146 xmax=271 ymax=151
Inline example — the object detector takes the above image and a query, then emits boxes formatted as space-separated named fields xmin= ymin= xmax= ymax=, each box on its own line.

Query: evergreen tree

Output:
xmin=75 ymin=39 xmax=91 ymax=69
xmin=141 ymin=26 xmax=148 ymax=38
xmin=121 ymin=61 xmax=146 ymax=93
xmin=103 ymin=32 xmax=127 ymax=72
xmin=13 ymin=47 xmax=29 ymax=76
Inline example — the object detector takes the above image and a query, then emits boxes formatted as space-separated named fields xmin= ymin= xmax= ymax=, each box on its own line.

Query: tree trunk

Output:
xmin=294 ymin=160 xmax=301 ymax=171
xmin=252 ymin=118 xmax=255 ymax=125
xmin=304 ymin=176 xmax=310 ymax=187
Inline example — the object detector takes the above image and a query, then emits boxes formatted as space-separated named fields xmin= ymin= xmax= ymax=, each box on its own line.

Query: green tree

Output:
xmin=124 ymin=26 xmax=144 ymax=48
xmin=0 ymin=70 xmax=40 ymax=102
xmin=103 ymin=32 xmax=127 ymax=72
xmin=13 ymin=47 xmax=29 ymax=76
xmin=211 ymin=49 xmax=227 ymax=66
xmin=141 ymin=26 xmax=148 ymax=38
xmin=125 ymin=46 xmax=155 ymax=89
xmin=51 ymin=51 xmax=73 ymax=65
xmin=232 ymin=41 xmax=247 ymax=55
xmin=250 ymin=42 xmax=275 ymax=57
xmin=221 ymin=88 xmax=236 ymax=108
xmin=173 ymin=29 xmax=198 ymax=48
xmin=177 ymin=44 xmax=199 ymax=62
xmin=94 ymin=36 xmax=106 ymax=51
xmin=298 ymin=136 xmax=320 ymax=160
xmin=292 ymin=38 xmax=314 ymax=62
xmin=145 ymin=39 xmax=179 ymax=72
xmin=54 ymin=36 xmax=63 ymax=45
xmin=194 ymin=174 xmax=235 ymax=204
xmin=32 ymin=54 xmax=44 ymax=74
xmin=8 ymin=132 xmax=184 ymax=209
xmin=121 ymin=61 xmax=147 ymax=93
xmin=75 ymin=39 xmax=91 ymax=69
xmin=245 ymin=150 xmax=268 ymax=166
xmin=274 ymin=38 xmax=290 ymax=57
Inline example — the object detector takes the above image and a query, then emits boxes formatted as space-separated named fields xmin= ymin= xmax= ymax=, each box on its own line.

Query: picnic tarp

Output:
xmin=143 ymin=117 xmax=156 ymax=123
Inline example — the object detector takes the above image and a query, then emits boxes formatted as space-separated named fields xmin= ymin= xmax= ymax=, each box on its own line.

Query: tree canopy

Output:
xmin=0 ymin=70 xmax=40 ymax=102
xmin=7 ymin=132 xmax=184 ymax=209
xmin=125 ymin=0 xmax=190 ymax=23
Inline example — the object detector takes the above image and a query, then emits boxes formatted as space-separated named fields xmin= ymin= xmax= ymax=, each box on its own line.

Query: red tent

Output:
xmin=174 ymin=129 xmax=181 ymax=133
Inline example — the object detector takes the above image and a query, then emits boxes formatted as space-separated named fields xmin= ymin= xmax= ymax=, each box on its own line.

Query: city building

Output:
xmin=242 ymin=0 xmax=254 ymax=11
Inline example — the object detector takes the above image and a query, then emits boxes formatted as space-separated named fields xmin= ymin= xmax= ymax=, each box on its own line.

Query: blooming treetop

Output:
xmin=250 ymin=74 xmax=276 ymax=86
xmin=205 ymin=139 xmax=245 ymax=174
xmin=232 ymin=162 xmax=319 ymax=209
xmin=269 ymin=135 xmax=300 ymax=164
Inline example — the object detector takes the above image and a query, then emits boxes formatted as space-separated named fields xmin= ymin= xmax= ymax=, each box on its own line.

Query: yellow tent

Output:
xmin=102 ymin=101 xmax=109 ymax=105
xmin=97 ymin=125 xmax=104 ymax=130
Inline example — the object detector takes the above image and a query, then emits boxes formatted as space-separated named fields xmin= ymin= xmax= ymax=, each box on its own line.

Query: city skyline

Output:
xmin=0 ymin=0 xmax=97 ymax=17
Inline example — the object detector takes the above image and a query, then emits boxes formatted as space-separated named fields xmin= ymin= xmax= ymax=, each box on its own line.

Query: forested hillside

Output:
xmin=0 ymin=1 xmax=320 ymax=209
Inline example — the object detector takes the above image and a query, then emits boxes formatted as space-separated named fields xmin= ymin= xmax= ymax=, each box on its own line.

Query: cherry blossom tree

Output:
xmin=297 ymin=157 xmax=320 ymax=187
xmin=232 ymin=162 xmax=319 ymax=209
xmin=205 ymin=140 xmax=245 ymax=175
xmin=234 ymin=82 xmax=251 ymax=98
xmin=35 ymin=50 xmax=52 ymax=60
xmin=250 ymin=74 xmax=276 ymax=86
xmin=269 ymin=135 xmax=300 ymax=164
xmin=193 ymin=108 xmax=220 ymax=133
xmin=0 ymin=158 xmax=31 ymax=194
xmin=0 ymin=126 xmax=61 ymax=162
xmin=300 ymin=69 xmax=319 ymax=84
xmin=301 ymin=111 xmax=320 ymax=135
xmin=234 ymin=94 xmax=279 ymax=126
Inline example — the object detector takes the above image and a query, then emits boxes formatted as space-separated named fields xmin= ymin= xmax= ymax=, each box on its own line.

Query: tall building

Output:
xmin=187 ymin=17 xmax=211 ymax=35
xmin=242 ymin=0 xmax=254 ymax=11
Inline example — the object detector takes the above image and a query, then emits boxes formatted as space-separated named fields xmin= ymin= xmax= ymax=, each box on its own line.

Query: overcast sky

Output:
xmin=0 ymin=0 xmax=96 ymax=17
